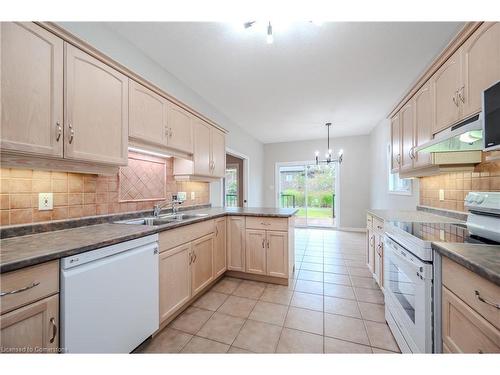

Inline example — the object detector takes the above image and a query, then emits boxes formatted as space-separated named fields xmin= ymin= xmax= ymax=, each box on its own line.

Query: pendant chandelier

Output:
xmin=315 ymin=123 xmax=344 ymax=165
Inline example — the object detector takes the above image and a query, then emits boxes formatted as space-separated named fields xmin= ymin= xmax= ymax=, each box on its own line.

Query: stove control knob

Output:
xmin=475 ymin=195 xmax=485 ymax=204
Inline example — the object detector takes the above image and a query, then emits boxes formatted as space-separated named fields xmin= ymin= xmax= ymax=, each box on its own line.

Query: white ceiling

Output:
xmin=105 ymin=22 xmax=463 ymax=144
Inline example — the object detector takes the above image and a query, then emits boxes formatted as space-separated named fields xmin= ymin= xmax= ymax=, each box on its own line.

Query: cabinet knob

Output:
xmin=49 ymin=317 xmax=57 ymax=344
xmin=56 ymin=122 xmax=62 ymax=142
xmin=68 ymin=124 xmax=75 ymax=144
xmin=458 ymin=86 xmax=465 ymax=103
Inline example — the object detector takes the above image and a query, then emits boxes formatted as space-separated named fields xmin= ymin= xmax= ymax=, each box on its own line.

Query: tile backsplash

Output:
xmin=419 ymin=153 xmax=500 ymax=212
xmin=0 ymin=152 xmax=209 ymax=226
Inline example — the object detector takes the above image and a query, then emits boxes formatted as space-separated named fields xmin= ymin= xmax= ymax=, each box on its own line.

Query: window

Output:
xmin=387 ymin=144 xmax=412 ymax=195
xmin=225 ymin=164 xmax=239 ymax=207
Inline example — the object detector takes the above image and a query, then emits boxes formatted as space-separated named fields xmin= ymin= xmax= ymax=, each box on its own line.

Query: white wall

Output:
xmin=368 ymin=119 xmax=419 ymax=209
xmin=58 ymin=22 xmax=264 ymax=207
xmin=263 ymin=135 xmax=371 ymax=229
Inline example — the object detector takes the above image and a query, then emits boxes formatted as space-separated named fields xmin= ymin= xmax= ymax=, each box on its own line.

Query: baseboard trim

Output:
xmin=225 ymin=271 xmax=288 ymax=286
xmin=337 ymin=227 xmax=366 ymax=233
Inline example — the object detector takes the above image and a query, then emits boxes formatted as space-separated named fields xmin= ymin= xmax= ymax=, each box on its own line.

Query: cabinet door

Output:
xmin=432 ymin=49 xmax=461 ymax=133
xmin=129 ymin=80 xmax=168 ymax=147
xmin=367 ymin=229 xmax=375 ymax=273
xmin=413 ymin=82 xmax=433 ymax=169
xmin=245 ymin=229 xmax=267 ymax=275
xmin=399 ymin=102 xmax=414 ymax=172
xmin=214 ymin=217 xmax=227 ymax=278
xmin=442 ymin=287 xmax=500 ymax=353
xmin=390 ymin=114 xmax=400 ymax=173
xmin=159 ymin=244 xmax=191 ymax=323
xmin=227 ymin=216 xmax=246 ymax=271
xmin=461 ymin=22 xmax=500 ymax=119
xmin=0 ymin=22 xmax=63 ymax=157
xmin=210 ymin=128 xmax=226 ymax=177
xmin=192 ymin=119 xmax=211 ymax=176
xmin=191 ymin=234 xmax=214 ymax=296
xmin=65 ymin=44 xmax=128 ymax=165
xmin=167 ymin=103 xmax=193 ymax=154
xmin=0 ymin=294 xmax=58 ymax=353
xmin=374 ymin=234 xmax=384 ymax=288
xmin=266 ymin=230 xmax=288 ymax=278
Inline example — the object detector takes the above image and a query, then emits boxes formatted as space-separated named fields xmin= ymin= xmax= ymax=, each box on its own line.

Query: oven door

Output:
xmin=384 ymin=235 xmax=433 ymax=353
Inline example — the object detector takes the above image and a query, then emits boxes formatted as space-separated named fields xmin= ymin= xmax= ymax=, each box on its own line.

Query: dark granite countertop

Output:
xmin=0 ymin=207 xmax=298 ymax=273
xmin=432 ymin=242 xmax=500 ymax=286
xmin=366 ymin=209 xmax=464 ymax=223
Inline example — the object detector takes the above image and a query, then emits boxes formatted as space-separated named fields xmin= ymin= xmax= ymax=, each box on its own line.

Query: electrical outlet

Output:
xmin=439 ymin=189 xmax=445 ymax=201
xmin=191 ymin=192 xmax=196 ymax=200
xmin=38 ymin=193 xmax=53 ymax=210
xmin=177 ymin=192 xmax=186 ymax=202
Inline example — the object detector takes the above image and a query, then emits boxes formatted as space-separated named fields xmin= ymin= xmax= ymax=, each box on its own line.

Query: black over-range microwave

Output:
xmin=483 ymin=80 xmax=500 ymax=151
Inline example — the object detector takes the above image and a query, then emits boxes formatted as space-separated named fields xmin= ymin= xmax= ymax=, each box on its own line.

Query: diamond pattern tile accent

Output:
xmin=119 ymin=154 xmax=166 ymax=201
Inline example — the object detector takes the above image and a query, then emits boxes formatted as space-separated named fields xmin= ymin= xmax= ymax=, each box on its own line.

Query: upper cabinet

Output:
xmin=399 ymin=102 xmax=414 ymax=173
xmin=211 ymin=128 xmax=226 ymax=177
xmin=390 ymin=114 xmax=400 ymax=173
xmin=192 ymin=119 xmax=212 ymax=176
xmin=167 ymin=103 xmax=193 ymax=154
xmin=64 ymin=44 xmax=128 ymax=165
xmin=461 ymin=22 xmax=500 ymax=119
xmin=129 ymin=80 xmax=168 ymax=148
xmin=412 ymin=82 xmax=433 ymax=169
xmin=0 ymin=22 xmax=64 ymax=158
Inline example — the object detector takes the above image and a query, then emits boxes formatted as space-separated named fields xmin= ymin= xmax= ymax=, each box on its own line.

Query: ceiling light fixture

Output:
xmin=266 ymin=22 xmax=273 ymax=44
xmin=315 ymin=123 xmax=343 ymax=165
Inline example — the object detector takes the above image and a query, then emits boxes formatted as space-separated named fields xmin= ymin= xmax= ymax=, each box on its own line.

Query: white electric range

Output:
xmin=383 ymin=192 xmax=500 ymax=353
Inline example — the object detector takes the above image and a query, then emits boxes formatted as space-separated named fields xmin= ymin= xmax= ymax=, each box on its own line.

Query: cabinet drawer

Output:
xmin=1 ymin=260 xmax=59 ymax=315
xmin=159 ymin=220 xmax=214 ymax=252
xmin=442 ymin=257 xmax=499 ymax=329
xmin=366 ymin=214 xmax=373 ymax=230
xmin=373 ymin=217 xmax=384 ymax=233
xmin=245 ymin=217 xmax=288 ymax=231
xmin=442 ymin=286 xmax=500 ymax=353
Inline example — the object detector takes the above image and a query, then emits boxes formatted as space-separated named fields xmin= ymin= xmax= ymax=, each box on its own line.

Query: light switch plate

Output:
xmin=439 ymin=189 xmax=445 ymax=201
xmin=191 ymin=192 xmax=196 ymax=200
xmin=38 ymin=192 xmax=53 ymax=210
xmin=177 ymin=192 xmax=187 ymax=201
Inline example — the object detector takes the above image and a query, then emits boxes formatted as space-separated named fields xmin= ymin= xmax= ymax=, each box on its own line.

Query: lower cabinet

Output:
xmin=367 ymin=228 xmax=375 ymax=273
xmin=266 ymin=231 xmax=289 ymax=278
xmin=374 ymin=234 xmax=384 ymax=289
xmin=159 ymin=243 xmax=192 ymax=323
xmin=245 ymin=229 xmax=288 ymax=278
xmin=245 ymin=229 xmax=267 ymax=275
xmin=0 ymin=294 xmax=59 ymax=353
xmin=191 ymin=234 xmax=215 ymax=296
xmin=214 ymin=217 xmax=227 ymax=277
xmin=227 ymin=216 xmax=246 ymax=271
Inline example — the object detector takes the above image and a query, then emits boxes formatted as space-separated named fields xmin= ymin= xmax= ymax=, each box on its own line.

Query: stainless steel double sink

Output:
xmin=114 ymin=213 xmax=209 ymax=226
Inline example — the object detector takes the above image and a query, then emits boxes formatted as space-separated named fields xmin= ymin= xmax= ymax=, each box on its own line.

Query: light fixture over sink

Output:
xmin=315 ymin=122 xmax=343 ymax=165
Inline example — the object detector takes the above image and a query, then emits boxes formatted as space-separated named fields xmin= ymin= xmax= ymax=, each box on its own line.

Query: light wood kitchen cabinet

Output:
xmin=412 ymin=81 xmax=433 ymax=169
xmin=210 ymin=128 xmax=226 ymax=178
xmin=129 ymin=80 xmax=168 ymax=148
xmin=227 ymin=216 xmax=246 ymax=271
xmin=159 ymin=243 xmax=191 ymax=324
xmin=167 ymin=103 xmax=193 ymax=154
xmin=399 ymin=102 xmax=414 ymax=172
xmin=64 ymin=44 xmax=129 ymax=166
xmin=266 ymin=230 xmax=289 ymax=278
xmin=214 ymin=217 xmax=227 ymax=277
xmin=0 ymin=22 xmax=64 ymax=158
xmin=0 ymin=294 xmax=59 ymax=353
xmin=374 ymin=233 xmax=384 ymax=289
xmin=192 ymin=119 xmax=212 ymax=176
xmin=367 ymin=228 xmax=375 ymax=273
xmin=461 ymin=22 xmax=500 ymax=119
xmin=191 ymin=234 xmax=214 ymax=296
xmin=432 ymin=49 xmax=462 ymax=133
xmin=245 ymin=229 xmax=267 ymax=275
xmin=390 ymin=114 xmax=400 ymax=173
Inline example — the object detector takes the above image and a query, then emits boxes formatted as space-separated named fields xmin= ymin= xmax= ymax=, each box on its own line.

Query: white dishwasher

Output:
xmin=60 ymin=234 xmax=159 ymax=353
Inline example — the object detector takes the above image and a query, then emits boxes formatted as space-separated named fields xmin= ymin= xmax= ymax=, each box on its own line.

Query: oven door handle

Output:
xmin=385 ymin=238 xmax=422 ymax=275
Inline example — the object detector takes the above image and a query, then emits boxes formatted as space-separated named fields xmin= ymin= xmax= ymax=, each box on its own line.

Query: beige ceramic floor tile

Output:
xmin=348 ymin=266 xmax=373 ymax=278
xmin=228 ymin=346 xmax=253 ymax=353
xmin=260 ymin=285 xmax=294 ymax=305
xmin=364 ymin=320 xmax=400 ymax=352
xmin=181 ymin=336 xmax=229 ymax=353
xmin=196 ymin=312 xmax=246 ymax=344
xmin=354 ymin=287 xmax=385 ymax=305
xmin=358 ymin=301 xmax=386 ymax=322
xmin=324 ymin=296 xmax=361 ymax=318
xmin=295 ymin=279 xmax=324 ymax=295
xmin=350 ymin=276 xmax=380 ymax=289
xmin=290 ymin=291 xmax=324 ymax=312
xmin=300 ymin=262 xmax=323 ymax=272
xmin=371 ymin=347 xmax=399 ymax=354
xmin=139 ymin=328 xmax=192 ymax=353
xmin=298 ymin=269 xmax=324 ymax=282
xmin=217 ymin=295 xmax=257 ymax=318
xmin=284 ymin=306 xmax=324 ymax=335
xmin=276 ymin=328 xmax=324 ymax=353
xmin=324 ymin=337 xmax=372 ymax=353
xmin=233 ymin=320 xmax=283 ymax=353
xmin=323 ymin=283 xmax=356 ymax=300
xmin=324 ymin=313 xmax=369 ymax=345
xmin=323 ymin=264 xmax=349 ymax=275
xmin=211 ymin=277 xmax=242 ymax=294
xmin=192 ymin=291 xmax=229 ymax=311
xmin=249 ymin=301 xmax=288 ymax=326
xmin=324 ymin=273 xmax=351 ymax=286
xmin=169 ymin=307 xmax=213 ymax=334
xmin=233 ymin=280 xmax=267 ymax=299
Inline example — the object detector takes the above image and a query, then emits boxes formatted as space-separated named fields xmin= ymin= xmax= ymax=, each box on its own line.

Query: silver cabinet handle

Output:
xmin=396 ymin=154 xmax=401 ymax=165
xmin=260 ymin=222 xmax=271 ymax=226
xmin=0 ymin=281 xmax=40 ymax=297
xmin=266 ymin=239 xmax=270 ymax=249
xmin=68 ymin=123 xmax=75 ymax=144
xmin=169 ymin=128 xmax=173 ymax=138
xmin=262 ymin=238 xmax=265 ymax=248
xmin=189 ymin=252 xmax=192 ymax=265
xmin=458 ymin=85 xmax=465 ymax=103
xmin=475 ymin=290 xmax=499 ymax=309
xmin=56 ymin=122 xmax=62 ymax=142
xmin=215 ymin=226 xmax=219 ymax=237
xmin=49 ymin=317 xmax=57 ymax=344
xmin=452 ymin=91 xmax=459 ymax=107
xmin=192 ymin=252 xmax=197 ymax=263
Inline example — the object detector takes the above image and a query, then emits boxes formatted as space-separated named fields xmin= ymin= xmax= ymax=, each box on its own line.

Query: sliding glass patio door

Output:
xmin=277 ymin=162 xmax=336 ymax=228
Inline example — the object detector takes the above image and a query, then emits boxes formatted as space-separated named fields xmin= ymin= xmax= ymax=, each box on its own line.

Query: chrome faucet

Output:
xmin=153 ymin=196 xmax=183 ymax=218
